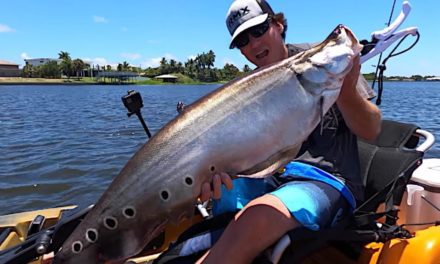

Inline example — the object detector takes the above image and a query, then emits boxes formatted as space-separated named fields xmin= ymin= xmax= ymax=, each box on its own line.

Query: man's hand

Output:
xmin=200 ymin=172 xmax=233 ymax=202
xmin=337 ymin=55 xmax=360 ymax=102
xmin=336 ymin=54 xmax=381 ymax=141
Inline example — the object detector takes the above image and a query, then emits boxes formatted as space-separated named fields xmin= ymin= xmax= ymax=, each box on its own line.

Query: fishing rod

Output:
xmin=364 ymin=0 xmax=420 ymax=105
xmin=370 ymin=0 xmax=398 ymax=91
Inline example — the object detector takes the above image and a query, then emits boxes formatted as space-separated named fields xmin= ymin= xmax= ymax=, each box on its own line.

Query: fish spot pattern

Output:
xmin=123 ymin=206 xmax=136 ymax=219
xmin=86 ymin=228 xmax=98 ymax=243
xmin=184 ymin=176 xmax=194 ymax=186
xmin=104 ymin=216 xmax=118 ymax=230
xmin=72 ymin=241 xmax=83 ymax=253
xmin=160 ymin=190 xmax=170 ymax=201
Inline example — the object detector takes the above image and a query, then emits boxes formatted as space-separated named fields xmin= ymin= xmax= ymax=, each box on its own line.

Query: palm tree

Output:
xmin=58 ymin=51 xmax=71 ymax=61
xmin=122 ymin=61 xmax=130 ymax=71
xmin=243 ymin=64 xmax=252 ymax=73
xmin=72 ymin=59 xmax=85 ymax=78
xmin=206 ymin=50 xmax=215 ymax=69
xmin=58 ymin=51 xmax=72 ymax=78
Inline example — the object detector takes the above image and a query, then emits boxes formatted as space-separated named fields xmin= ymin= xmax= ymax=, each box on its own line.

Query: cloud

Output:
xmin=120 ymin=53 xmax=141 ymax=60
xmin=141 ymin=54 xmax=178 ymax=68
xmin=82 ymin=57 xmax=116 ymax=68
xmin=141 ymin=57 xmax=163 ymax=68
xmin=0 ymin=24 xmax=14 ymax=33
xmin=93 ymin=16 xmax=108 ymax=23
xmin=21 ymin=52 xmax=31 ymax=60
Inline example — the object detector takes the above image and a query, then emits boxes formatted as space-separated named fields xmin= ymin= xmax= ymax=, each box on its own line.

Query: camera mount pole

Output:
xmin=132 ymin=111 xmax=152 ymax=138
xmin=121 ymin=90 xmax=152 ymax=138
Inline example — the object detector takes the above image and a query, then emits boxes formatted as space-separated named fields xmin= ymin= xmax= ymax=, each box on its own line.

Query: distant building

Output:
xmin=426 ymin=76 xmax=440 ymax=81
xmin=95 ymin=71 xmax=139 ymax=84
xmin=155 ymin=74 xmax=178 ymax=83
xmin=0 ymin=60 xmax=21 ymax=77
xmin=24 ymin=58 xmax=61 ymax=67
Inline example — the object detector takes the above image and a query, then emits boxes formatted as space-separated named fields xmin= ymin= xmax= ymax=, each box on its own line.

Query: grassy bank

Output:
xmin=0 ymin=77 xmax=96 ymax=85
xmin=0 ymin=75 xmax=221 ymax=85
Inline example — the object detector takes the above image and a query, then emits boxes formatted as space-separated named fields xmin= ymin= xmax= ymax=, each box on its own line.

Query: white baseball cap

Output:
xmin=226 ymin=0 xmax=275 ymax=49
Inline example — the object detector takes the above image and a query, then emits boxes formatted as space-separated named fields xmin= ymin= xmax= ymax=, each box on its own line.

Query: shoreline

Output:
xmin=1 ymin=80 xmax=437 ymax=86
xmin=0 ymin=77 xmax=221 ymax=86
xmin=0 ymin=76 xmax=438 ymax=86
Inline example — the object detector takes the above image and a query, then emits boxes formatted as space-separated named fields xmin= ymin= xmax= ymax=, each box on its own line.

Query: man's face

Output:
xmin=238 ymin=21 xmax=287 ymax=67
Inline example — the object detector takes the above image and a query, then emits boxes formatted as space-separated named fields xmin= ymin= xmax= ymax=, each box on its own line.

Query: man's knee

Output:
xmin=236 ymin=194 xmax=300 ymax=231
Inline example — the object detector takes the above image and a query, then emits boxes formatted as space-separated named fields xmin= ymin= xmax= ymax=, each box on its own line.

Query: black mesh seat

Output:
xmin=276 ymin=120 xmax=424 ymax=263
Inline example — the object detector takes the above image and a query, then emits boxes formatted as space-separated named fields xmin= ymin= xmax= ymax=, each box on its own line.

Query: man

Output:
xmin=196 ymin=0 xmax=382 ymax=263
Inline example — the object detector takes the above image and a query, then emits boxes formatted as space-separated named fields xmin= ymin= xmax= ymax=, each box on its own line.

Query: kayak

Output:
xmin=1 ymin=199 xmax=439 ymax=263
xmin=0 ymin=205 xmax=203 ymax=264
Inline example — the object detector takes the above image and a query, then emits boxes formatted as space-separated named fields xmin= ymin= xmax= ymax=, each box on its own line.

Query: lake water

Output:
xmin=1 ymin=82 xmax=439 ymax=215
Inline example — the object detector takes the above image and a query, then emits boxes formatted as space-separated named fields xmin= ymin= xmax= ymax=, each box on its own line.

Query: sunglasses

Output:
xmin=232 ymin=18 xmax=271 ymax=49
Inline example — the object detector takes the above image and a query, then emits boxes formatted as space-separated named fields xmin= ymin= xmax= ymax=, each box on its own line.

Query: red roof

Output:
xmin=0 ymin=60 xmax=19 ymax=66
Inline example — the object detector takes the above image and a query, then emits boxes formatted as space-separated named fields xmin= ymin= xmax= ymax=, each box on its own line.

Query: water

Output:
xmin=0 ymin=82 xmax=439 ymax=215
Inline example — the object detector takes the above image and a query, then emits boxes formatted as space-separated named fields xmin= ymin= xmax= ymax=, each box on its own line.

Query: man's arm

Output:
xmin=336 ymin=56 xmax=382 ymax=141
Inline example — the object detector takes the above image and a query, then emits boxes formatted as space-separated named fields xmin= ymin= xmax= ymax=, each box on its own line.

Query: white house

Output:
xmin=24 ymin=58 xmax=61 ymax=67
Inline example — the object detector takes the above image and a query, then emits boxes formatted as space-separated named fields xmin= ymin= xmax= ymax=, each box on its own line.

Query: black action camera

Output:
xmin=122 ymin=90 xmax=143 ymax=116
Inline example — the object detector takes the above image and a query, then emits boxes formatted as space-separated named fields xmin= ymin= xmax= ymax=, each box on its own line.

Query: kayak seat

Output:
xmin=275 ymin=119 xmax=424 ymax=263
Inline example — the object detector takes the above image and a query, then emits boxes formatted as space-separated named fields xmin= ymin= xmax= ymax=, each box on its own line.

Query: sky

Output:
xmin=1 ymin=0 xmax=439 ymax=76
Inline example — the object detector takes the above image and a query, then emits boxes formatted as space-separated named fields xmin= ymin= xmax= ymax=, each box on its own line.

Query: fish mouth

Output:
xmin=256 ymin=49 xmax=269 ymax=59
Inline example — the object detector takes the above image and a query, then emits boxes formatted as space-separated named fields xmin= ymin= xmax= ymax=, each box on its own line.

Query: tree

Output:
xmin=72 ymin=59 xmax=85 ymax=78
xmin=184 ymin=59 xmax=197 ymax=79
xmin=243 ymin=64 xmax=252 ymax=73
xmin=206 ymin=50 xmax=215 ymax=69
xmin=58 ymin=51 xmax=72 ymax=78
xmin=22 ymin=63 xmax=34 ymax=78
xmin=159 ymin=57 xmax=169 ymax=74
xmin=58 ymin=51 xmax=71 ymax=61
xmin=37 ymin=61 xmax=61 ymax=78
xmin=411 ymin=75 xmax=423 ymax=81
xmin=222 ymin=63 xmax=240 ymax=81
xmin=122 ymin=61 xmax=130 ymax=71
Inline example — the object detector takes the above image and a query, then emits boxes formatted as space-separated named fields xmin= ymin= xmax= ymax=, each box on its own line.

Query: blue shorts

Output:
xmin=212 ymin=162 xmax=356 ymax=231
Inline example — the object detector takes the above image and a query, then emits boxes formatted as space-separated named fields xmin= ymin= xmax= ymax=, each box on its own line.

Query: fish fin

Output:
xmin=237 ymin=146 xmax=300 ymax=178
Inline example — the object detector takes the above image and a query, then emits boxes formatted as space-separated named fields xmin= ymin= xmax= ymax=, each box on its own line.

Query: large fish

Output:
xmin=54 ymin=24 xmax=363 ymax=263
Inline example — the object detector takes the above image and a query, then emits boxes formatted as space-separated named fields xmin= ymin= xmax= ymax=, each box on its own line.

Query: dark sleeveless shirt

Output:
xmin=287 ymin=43 xmax=374 ymax=202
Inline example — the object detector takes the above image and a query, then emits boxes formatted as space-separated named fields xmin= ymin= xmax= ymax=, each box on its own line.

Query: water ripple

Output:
xmin=0 ymin=83 xmax=439 ymax=215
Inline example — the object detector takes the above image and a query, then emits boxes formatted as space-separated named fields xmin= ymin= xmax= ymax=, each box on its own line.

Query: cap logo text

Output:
xmin=228 ymin=6 xmax=250 ymax=28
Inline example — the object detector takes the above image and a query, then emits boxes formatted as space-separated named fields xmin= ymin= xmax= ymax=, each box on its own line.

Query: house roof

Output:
xmin=0 ymin=60 xmax=19 ymax=66
xmin=155 ymin=74 xmax=178 ymax=79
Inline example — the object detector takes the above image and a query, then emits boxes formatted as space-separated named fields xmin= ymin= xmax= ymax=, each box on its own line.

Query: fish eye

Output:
xmin=86 ymin=229 xmax=98 ymax=243
xmin=123 ymin=206 xmax=136 ymax=219
xmin=104 ymin=216 xmax=118 ymax=230
xmin=210 ymin=166 xmax=216 ymax=172
xmin=72 ymin=241 xmax=83 ymax=253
